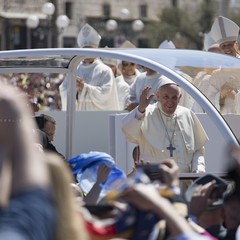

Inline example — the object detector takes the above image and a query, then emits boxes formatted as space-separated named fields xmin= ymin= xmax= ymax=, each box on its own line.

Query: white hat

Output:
xmin=158 ymin=40 xmax=176 ymax=69
xmin=158 ymin=40 xmax=176 ymax=49
xmin=101 ymin=46 xmax=118 ymax=66
xmin=101 ymin=57 xmax=118 ymax=66
xmin=158 ymin=77 xmax=177 ymax=89
xmin=119 ymin=40 xmax=136 ymax=48
xmin=210 ymin=16 xmax=239 ymax=45
xmin=203 ymin=32 xmax=217 ymax=51
xmin=77 ymin=23 xmax=101 ymax=48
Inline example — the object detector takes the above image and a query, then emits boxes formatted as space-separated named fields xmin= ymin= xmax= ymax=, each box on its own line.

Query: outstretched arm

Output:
xmin=84 ymin=164 xmax=111 ymax=205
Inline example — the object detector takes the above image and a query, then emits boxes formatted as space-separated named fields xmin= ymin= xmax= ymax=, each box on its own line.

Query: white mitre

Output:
xmin=119 ymin=40 xmax=136 ymax=48
xmin=158 ymin=40 xmax=176 ymax=70
xmin=203 ymin=32 xmax=216 ymax=51
xmin=101 ymin=46 xmax=118 ymax=66
xmin=77 ymin=23 xmax=101 ymax=48
xmin=101 ymin=57 xmax=118 ymax=66
xmin=210 ymin=16 xmax=239 ymax=45
xmin=158 ymin=40 xmax=176 ymax=49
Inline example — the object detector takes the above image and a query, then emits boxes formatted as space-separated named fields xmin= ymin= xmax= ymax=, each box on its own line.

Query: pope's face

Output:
xmin=220 ymin=41 xmax=239 ymax=57
xmin=156 ymin=84 xmax=181 ymax=115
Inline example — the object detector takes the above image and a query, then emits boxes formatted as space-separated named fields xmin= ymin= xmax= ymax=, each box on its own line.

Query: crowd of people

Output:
xmin=0 ymin=72 xmax=64 ymax=111
xmin=1 ymin=80 xmax=240 ymax=239
xmin=1 ymin=15 xmax=240 ymax=240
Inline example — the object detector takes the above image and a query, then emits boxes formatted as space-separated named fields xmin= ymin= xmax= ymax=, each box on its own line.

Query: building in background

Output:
xmin=0 ymin=0 xmax=239 ymax=50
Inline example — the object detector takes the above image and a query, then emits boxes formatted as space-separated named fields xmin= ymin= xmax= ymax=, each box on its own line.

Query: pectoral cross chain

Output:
xmin=158 ymin=109 xmax=177 ymax=158
xmin=167 ymin=143 xmax=176 ymax=157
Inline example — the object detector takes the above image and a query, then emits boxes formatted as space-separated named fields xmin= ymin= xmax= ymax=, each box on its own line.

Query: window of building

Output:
xmin=138 ymin=38 xmax=149 ymax=48
xmin=100 ymin=37 xmax=114 ymax=47
xmin=65 ymin=2 xmax=73 ymax=19
xmin=16 ymin=0 xmax=25 ymax=4
xmin=171 ymin=0 xmax=178 ymax=7
xmin=103 ymin=4 xmax=111 ymax=18
xmin=63 ymin=37 xmax=76 ymax=48
xmin=139 ymin=4 xmax=147 ymax=18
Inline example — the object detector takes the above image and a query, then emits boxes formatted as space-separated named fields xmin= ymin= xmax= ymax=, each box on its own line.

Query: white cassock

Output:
xmin=207 ymin=67 xmax=240 ymax=114
xmin=176 ymin=71 xmax=195 ymax=110
xmin=192 ymin=70 xmax=216 ymax=113
xmin=129 ymin=72 xmax=168 ymax=104
xmin=122 ymin=103 xmax=208 ymax=173
xmin=59 ymin=59 xmax=120 ymax=111
xmin=115 ymin=75 xmax=130 ymax=110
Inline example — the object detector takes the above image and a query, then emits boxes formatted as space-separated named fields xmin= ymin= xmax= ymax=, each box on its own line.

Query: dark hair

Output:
xmin=34 ymin=114 xmax=56 ymax=129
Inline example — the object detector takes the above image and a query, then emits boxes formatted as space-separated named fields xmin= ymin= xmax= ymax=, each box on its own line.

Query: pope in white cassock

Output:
xmin=122 ymin=79 xmax=209 ymax=188
xmin=207 ymin=16 xmax=240 ymax=114
xmin=59 ymin=23 xmax=119 ymax=111
xmin=158 ymin=40 xmax=195 ymax=110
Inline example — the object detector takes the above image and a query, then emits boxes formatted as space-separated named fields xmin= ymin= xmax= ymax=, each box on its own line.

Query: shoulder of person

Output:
xmin=135 ymin=68 xmax=141 ymax=76
xmin=136 ymin=71 xmax=147 ymax=80
xmin=145 ymin=103 xmax=158 ymax=115
xmin=96 ymin=60 xmax=114 ymax=73
xmin=176 ymin=105 xmax=192 ymax=114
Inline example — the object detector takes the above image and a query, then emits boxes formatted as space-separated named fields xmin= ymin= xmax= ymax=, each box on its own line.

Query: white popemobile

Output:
xmin=0 ymin=48 xmax=239 ymax=178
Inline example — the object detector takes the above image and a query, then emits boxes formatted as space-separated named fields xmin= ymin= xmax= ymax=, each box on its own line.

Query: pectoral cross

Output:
xmin=167 ymin=143 xmax=176 ymax=157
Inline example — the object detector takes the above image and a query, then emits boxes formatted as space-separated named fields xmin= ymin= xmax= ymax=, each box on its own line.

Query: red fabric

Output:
xmin=201 ymin=230 xmax=218 ymax=240
xmin=85 ymin=221 xmax=117 ymax=236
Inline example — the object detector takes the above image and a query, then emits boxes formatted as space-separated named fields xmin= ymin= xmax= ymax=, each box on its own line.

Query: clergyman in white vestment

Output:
xmin=122 ymin=79 xmax=209 ymax=190
xmin=207 ymin=16 xmax=240 ymax=114
xmin=59 ymin=23 xmax=119 ymax=111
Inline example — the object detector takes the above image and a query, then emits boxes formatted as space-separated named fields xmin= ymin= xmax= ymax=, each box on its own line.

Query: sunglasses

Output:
xmin=122 ymin=62 xmax=136 ymax=67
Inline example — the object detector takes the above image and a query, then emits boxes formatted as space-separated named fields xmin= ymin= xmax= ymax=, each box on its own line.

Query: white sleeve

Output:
xmin=121 ymin=107 xmax=144 ymax=144
xmin=191 ymin=147 xmax=206 ymax=173
xmin=59 ymin=77 xmax=68 ymax=111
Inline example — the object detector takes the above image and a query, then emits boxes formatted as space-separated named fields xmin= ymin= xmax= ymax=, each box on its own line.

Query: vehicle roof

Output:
xmin=0 ymin=48 xmax=238 ymax=158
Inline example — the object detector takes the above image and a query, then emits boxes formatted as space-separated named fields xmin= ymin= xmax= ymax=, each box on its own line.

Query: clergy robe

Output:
xmin=59 ymin=59 xmax=120 ymax=111
xmin=192 ymin=70 xmax=218 ymax=113
xmin=122 ymin=102 xmax=208 ymax=173
xmin=115 ymin=75 xmax=130 ymax=110
xmin=176 ymin=70 xmax=195 ymax=110
xmin=207 ymin=67 xmax=240 ymax=114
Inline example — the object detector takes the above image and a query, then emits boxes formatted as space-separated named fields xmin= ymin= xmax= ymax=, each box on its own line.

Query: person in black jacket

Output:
xmin=35 ymin=114 xmax=65 ymax=160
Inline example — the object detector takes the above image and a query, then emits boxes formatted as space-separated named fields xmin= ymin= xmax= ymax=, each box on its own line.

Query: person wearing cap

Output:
xmin=210 ymin=16 xmax=240 ymax=58
xmin=192 ymin=33 xmax=223 ymax=113
xmin=59 ymin=23 xmax=119 ymax=111
xmin=207 ymin=16 xmax=240 ymax=114
xmin=118 ymin=40 xmax=141 ymax=86
xmin=159 ymin=39 xmax=195 ymax=110
xmin=122 ymin=80 xmax=208 ymax=190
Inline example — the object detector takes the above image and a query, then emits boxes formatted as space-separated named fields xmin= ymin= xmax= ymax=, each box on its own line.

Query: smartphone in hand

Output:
xmin=137 ymin=163 xmax=164 ymax=181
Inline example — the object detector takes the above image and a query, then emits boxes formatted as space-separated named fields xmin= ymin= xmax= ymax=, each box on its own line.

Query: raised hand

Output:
xmin=76 ymin=77 xmax=85 ymax=93
xmin=138 ymin=86 xmax=155 ymax=113
xmin=96 ymin=163 xmax=111 ymax=184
